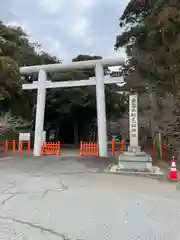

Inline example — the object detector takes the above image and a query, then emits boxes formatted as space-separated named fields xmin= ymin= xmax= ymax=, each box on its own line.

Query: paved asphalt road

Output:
xmin=0 ymin=156 xmax=180 ymax=240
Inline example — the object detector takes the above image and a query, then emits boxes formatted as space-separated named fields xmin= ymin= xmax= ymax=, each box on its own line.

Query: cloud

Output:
xmin=0 ymin=0 xmax=130 ymax=61
xmin=75 ymin=0 xmax=95 ymax=8
xmin=38 ymin=0 xmax=64 ymax=14
xmin=68 ymin=16 xmax=89 ymax=39
xmin=38 ymin=0 xmax=95 ymax=15
xmin=43 ymin=37 xmax=68 ymax=60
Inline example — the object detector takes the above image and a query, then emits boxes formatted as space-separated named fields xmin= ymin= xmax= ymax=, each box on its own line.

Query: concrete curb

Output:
xmin=0 ymin=157 xmax=13 ymax=161
xmin=70 ymin=168 xmax=165 ymax=179
xmin=103 ymin=164 xmax=169 ymax=181
xmin=104 ymin=169 xmax=166 ymax=179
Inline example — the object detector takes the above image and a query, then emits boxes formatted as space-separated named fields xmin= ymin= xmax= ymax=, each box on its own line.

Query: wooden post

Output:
xmin=28 ymin=140 xmax=31 ymax=154
xmin=80 ymin=141 xmax=82 ymax=156
xmin=163 ymin=143 xmax=166 ymax=161
xmin=19 ymin=141 xmax=23 ymax=153
xmin=12 ymin=140 xmax=16 ymax=152
xmin=112 ymin=139 xmax=115 ymax=156
xmin=5 ymin=140 xmax=8 ymax=153
xmin=96 ymin=143 xmax=99 ymax=156
xmin=121 ymin=140 xmax=124 ymax=153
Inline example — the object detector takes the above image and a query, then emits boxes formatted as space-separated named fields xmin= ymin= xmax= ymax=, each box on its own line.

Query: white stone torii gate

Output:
xmin=20 ymin=57 xmax=125 ymax=157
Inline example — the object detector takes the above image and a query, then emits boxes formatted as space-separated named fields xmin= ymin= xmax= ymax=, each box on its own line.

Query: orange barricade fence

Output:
xmin=41 ymin=141 xmax=60 ymax=156
xmin=111 ymin=139 xmax=129 ymax=156
xmin=80 ymin=141 xmax=99 ymax=156
xmin=5 ymin=140 xmax=31 ymax=154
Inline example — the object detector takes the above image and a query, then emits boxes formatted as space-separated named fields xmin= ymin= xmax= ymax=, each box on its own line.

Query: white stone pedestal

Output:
xmin=118 ymin=151 xmax=152 ymax=170
xmin=128 ymin=145 xmax=141 ymax=152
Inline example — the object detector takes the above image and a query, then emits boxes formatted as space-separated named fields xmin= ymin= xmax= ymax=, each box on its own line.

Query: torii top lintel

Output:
xmin=20 ymin=57 xmax=125 ymax=74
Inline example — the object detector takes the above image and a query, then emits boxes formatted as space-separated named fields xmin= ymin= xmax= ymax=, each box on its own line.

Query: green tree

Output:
xmin=0 ymin=20 xmax=127 ymax=143
xmin=115 ymin=0 xmax=180 ymax=95
xmin=0 ymin=21 xmax=60 ymax=117
xmin=115 ymin=0 xmax=180 ymax=155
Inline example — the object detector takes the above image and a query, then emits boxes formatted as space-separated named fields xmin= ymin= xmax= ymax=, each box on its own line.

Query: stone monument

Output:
xmin=118 ymin=93 xmax=152 ymax=170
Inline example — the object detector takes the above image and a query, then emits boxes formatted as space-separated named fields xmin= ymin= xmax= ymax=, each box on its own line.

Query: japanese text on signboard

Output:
xmin=131 ymin=97 xmax=137 ymax=138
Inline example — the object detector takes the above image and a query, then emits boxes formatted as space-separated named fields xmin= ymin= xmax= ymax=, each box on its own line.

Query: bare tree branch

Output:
xmin=0 ymin=112 xmax=30 ymax=135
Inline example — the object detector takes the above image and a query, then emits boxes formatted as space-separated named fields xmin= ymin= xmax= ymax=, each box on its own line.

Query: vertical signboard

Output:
xmin=129 ymin=94 xmax=138 ymax=146
xmin=19 ymin=132 xmax=30 ymax=141
xmin=19 ymin=132 xmax=30 ymax=150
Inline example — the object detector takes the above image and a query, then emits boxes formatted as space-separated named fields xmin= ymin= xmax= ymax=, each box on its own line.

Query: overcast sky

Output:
xmin=1 ymin=0 xmax=128 ymax=62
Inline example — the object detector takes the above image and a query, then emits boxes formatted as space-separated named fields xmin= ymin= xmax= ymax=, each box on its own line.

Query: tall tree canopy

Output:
xmin=0 ymin=21 xmax=59 ymax=116
xmin=0 ymin=21 xmax=127 ymax=142
xmin=115 ymin=0 xmax=180 ymax=95
xmin=115 ymin=0 xmax=180 ymax=154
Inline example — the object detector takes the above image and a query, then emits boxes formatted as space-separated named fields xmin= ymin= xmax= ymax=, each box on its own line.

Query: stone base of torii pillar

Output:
xmin=118 ymin=93 xmax=152 ymax=171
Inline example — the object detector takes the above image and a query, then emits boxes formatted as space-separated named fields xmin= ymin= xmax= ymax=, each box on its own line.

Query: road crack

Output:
xmin=2 ymin=183 xmax=16 ymax=193
xmin=40 ymin=182 xmax=68 ymax=199
xmin=40 ymin=189 xmax=49 ymax=199
xmin=1 ymin=193 xmax=18 ymax=205
xmin=60 ymin=180 xmax=68 ymax=191
xmin=40 ymin=181 xmax=68 ymax=199
xmin=0 ymin=215 xmax=69 ymax=239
